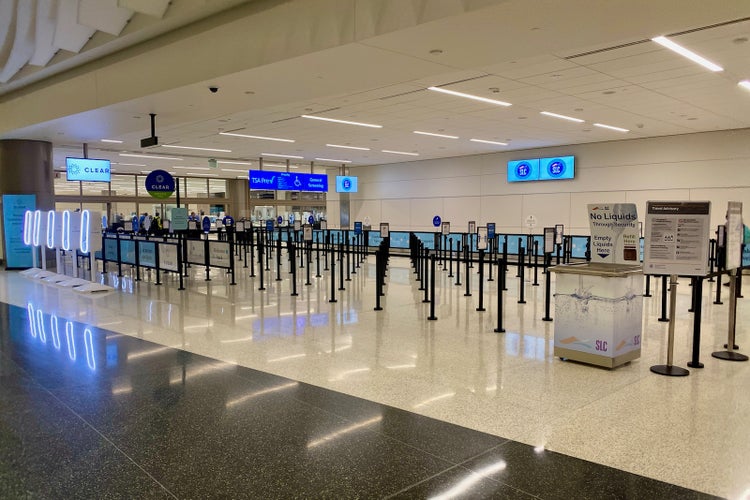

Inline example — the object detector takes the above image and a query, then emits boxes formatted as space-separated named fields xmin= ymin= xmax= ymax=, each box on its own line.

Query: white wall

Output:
xmin=342 ymin=129 xmax=750 ymax=235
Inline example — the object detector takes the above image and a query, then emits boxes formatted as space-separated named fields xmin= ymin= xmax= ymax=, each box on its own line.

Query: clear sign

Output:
xmin=145 ymin=170 xmax=175 ymax=199
xmin=380 ymin=223 xmax=390 ymax=238
xmin=171 ymin=208 xmax=188 ymax=231
xmin=644 ymin=201 xmax=711 ymax=276
xmin=249 ymin=170 xmax=328 ymax=192
xmin=66 ymin=157 xmax=111 ymax=182
xmin=3 ymin=194 xmax=35 ymax=268
xmin=588 ymin=203 xmax=639 ymax=265
xmin=477 ymin=226 xmax=488 ymax=250
xmin=441 ymin=222 xmax=450 ymax=235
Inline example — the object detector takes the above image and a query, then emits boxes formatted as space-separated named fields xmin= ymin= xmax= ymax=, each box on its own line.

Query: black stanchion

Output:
xmin=177 ymin=234 xmax=185 ymax=291
xmin=542 ymin=254 xmax=553 ymax=321
xmin=518 ymin=247 xmax=526 ymax=304
xmin=643 ymin=274 xmax=651 ymax=297
xmin=464 ymin=243 xmax=471 ymax=297
xmin=532 ymin=241 xmax=539 ymax=286
xmin=374 ymin=249 xmax=383 ymax=311
xmin=455 ymin=242 xmax=462 ymax=286
xmin=712 ymin=269 xmax=749 ymax=362
xmin=476 ymin=250 xmax=485 ymax=311
xmin=258 ymin=240 xmax=266 ymax=291
xmin=488 ymin=238 xmax=494 ymax=282
xmin=249 ymin=228 xmax=255 ymax=277
xmin=658 ymin=275 xmax=669 ymax=321
xmin=494 ymin=258 xmax=506 ymax=333
xmin=290 ymin=243 xmax=298 ymax=296
xmin=448 ymin=239 xmax=454 ymax=278
xmin=428 ymin=254 xmax=437 ymax=320
xmin=651 ymin=275 xmax=689 ymax=376
xmin=229 ymin=239 xmax=236 ymax=285
xmin=422 ymin=248 xmax=430 ymax=303
xmin=338 ymin=242 xmax=345 ymax=291
xmin=687 ymin=277 xmax=704 ymax=368
xmin=329 ymin=246 xmax=337 ymax=303
xmin=315 ymin=233 xmax=321 ymax=278
xmin=346 ymin=233 xmax=351 ymax=281
xmin=707 ymin=239 xmax=716 ymax=282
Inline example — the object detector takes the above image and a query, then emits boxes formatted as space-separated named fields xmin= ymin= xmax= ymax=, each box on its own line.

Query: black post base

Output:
xmin=687 ymin=361 xmax=704 ymax=368
xmin=493 ymin=327 xmax=505 ymax=333
xmin=542 ymin=317 xmax=553 ymax=322
xmin=427 ymin=316 xmax=437 ymax=321
xmin=657 ymin=318 xmax=669 ymax=322
xmin=723 ymin=343 xmax=740 ymax=349
xmin=711 ymin=351 xmax=749 ymax=361
xmin=650 ymin=364 xmax=689 ymax=376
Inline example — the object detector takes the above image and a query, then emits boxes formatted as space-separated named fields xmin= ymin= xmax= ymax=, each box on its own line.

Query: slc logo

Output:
xmin=342 ymin=178 xmax=352 ymax=191
xmin=547 ymin=159 xmax=566 ymax=177
xmin=515 ymin=162 xmax=531 ymax=178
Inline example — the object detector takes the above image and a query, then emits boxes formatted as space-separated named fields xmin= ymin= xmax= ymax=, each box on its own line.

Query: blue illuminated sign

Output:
xmin=354 ymin=221 xmax=363 ymax=235
xmin=335 ymin=176 xmax=358 ymax=193
xmin=507 ymin=159 xmax=540 ymax=182
xmin=249 ymin=170 xmax=328 ymax=192
xmin=539 ymin=156 xmax=575 ymax=180
xmin=66 ymin=157 xmax=111 ymax=182
xmin=266 ymin=220 xmax=274 ymax=231
xmin=432 ymin=215 xmax=441 ymax=227
xmin=3 ymin=194 xmax=35 ymax=268
xmin=487 ymin=223 xmax=496 ymax=239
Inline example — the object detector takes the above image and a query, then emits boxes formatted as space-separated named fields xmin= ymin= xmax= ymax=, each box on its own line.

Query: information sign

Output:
xmin=487 ymin=223 xmax=496 ymax=239
xmin=380 ymin=223 xmax=390 ymax=238
xmin=104 ymin=238 xmax=118 ymax=261
xmin=544 ymin=227 xmax=556 ymax=254
xmin=468 ymin=221 xmax=476 ymax=234
xmin=555 ymin=224 xmax=564 ymax=245
xmin=277 ymin=216 xmax=283 ymax=225
xmin=266 ymin=220 xmax=274 ymax=231
xmin=144 ymin=170 xmax=175 ymax=199
xmin=158 ymin=243 xmax=179 ymax=272
xmin=119 ymin=239 xmax=136 ymax=264
xmin=202 ymin=217 xmax=211 ymax=233
xmin=525 ymin=215 xmax=537 ymax=229
xmin=726 ymin=201 xmax=743 ymax=270
xmin=3 ymin=194 xmax=35 ymax=268
xmin=209 ymin=241 xmax=231 ymax=268
xmin=441 ymin=222 xmax=450 ymax=235
xmin=588 ymin=203 xmax=639 ymax=265
xmin=187 ymin=240 xmax=206 ymax=265
xmin=138 ymin=241 xmax=157 ymax=268
xmin=354 ymin=221 xmax=363 ymax=235
xmin=643 ymin=201 xmax=710 ymax=276
xmin=308 ymin=215 xmax=314 ymax=225
xmin=293 ymin=220 xmax=301 ymax=231
xmin=171 ymin=208 xmax=188 ymax=231
xmin=303 ymin=225 xmax=313 ymax=241
xmin=477 ymin=227 xmax=488 ymax=250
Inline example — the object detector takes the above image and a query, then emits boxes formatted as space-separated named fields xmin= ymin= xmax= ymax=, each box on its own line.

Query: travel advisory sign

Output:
xmin=644 ymin=201 xmax=711 ymax=276
xmin=587 ymin=203 xmax=639 ymax=265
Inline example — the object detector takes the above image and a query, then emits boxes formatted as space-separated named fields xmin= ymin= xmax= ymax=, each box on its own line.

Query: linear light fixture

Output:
xmin=262 ymin=153 xmax=304 ymax=159
xmin=413 ymin=130 xmax=459 ymax=139
xmin=221 ymin=168 xmax=250 ymax=173
xmin=119 ymin=153 xmax=183 ymax=160
xmin=594 ymin=123 xmax=629 ymax=133
xmin=381 ymin=150 xmax=419 ymax=156
xmin=326 ymin=144 xmax=370 ymax=151
xmin=101 ymin=139 xmax=123 ymax=143
xmin=189 ymin=173 xmax=219 ymax=177
xmin=301 ymin=114 xmax=382 ymax=128
xmin=111 ymin=162 xmax=146 ymax=167
xmin=218 ymin=160 xmax=252 ymax=165
xmin=651 ymin=36 xmax=723 ymax=72
xmin=738 ymin=80 xmax=750 ymax=91
xmin=315 ymin=157 xmax=352 ymax=163
xmin=219 ymin=132 xmax=295 ymax=142
xmin=162 ymin=144 xmax=232 ymax=153
xmin=173 ymin=166 xmax=210 ymax=170
xmin=470 ymin=138 xmax=508 ymax=146
xmin=540 ymin=111 xmax=585 ymax=123
xmin=428 ymin=86 xmax=512 ymax=106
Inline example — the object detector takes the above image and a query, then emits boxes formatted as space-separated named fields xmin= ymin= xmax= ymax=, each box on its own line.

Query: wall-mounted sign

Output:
xmin=644 ymin=201 xmax=711 ymax=276
xmin=249 ymin=170 xmax=328 ymax=192
xmin=145 ymin=170 xmax=175 ymax=199
xmin=335 ymin=176 xmax=358 ymax=193
xmin=66 ymin=157 xmax=111 ymax=182
xmin=588 ymin=203 xmax=639 ymax=265
xmin=432 ymin=215 xmax=441 ymax=227
xmin=507 ymin=156 xmax=575 ymax=182
xmin=525 ymin=215 xmax=537 ymax=229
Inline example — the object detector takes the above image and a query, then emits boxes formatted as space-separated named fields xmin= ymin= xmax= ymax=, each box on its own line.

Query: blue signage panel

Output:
xmin=145 ymin=170 xmax=175 ymax=199
xmin=276 ymin=216 xmax=283 ymax=225
xmin=202 ymin=217 xmax=211 ymax=233
xmin=539 ymin=156 xmax=575 ymax=180
xmin=66 ymin=157 xmax=111 ymax=182
xmin=104 ymin=238 xmax=118 ymax=260
xmin=487 ymin=223 xmax=496 ymax=239
xmin=432 ymin=215 xmax=441 ymax=227
xmin=119 ymin=239 xmax=136 ymax=264
xmin=266 ymin=219 xmax=274 ymax=231
xmin=507 ymin=159 xmax=540 ymax=182
xmin=138 ymin=241 xmax=157 ymax=267
xmin=3 ymin=194 xmax=35 ymax=268
xmin=335 ymin=176 xmax=358 ymax=193
xmin=308 ymin=215 xmax=315 ymax=224
xmin=171 ymin=207 xmax=188 ymax=231
xmin=249 ymin=170 xmax=328 ymax=192
xmin=223 ymin=215 xmax=234 ymax=226
xmin=354 ymin=221 xmax=363 ymax=235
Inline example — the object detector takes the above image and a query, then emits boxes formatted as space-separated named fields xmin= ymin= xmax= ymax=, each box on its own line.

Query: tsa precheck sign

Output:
xmin=249 ymin=170 xmax=328 ymax=192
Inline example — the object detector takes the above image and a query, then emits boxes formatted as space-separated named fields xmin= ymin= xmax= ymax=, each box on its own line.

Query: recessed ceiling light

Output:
xmin=101 ymin=139 xmax=123 ymax=143
xmin=301 ymin=115 xmax=382 ymax=128
xmin=651 ymin=36 xmax=723 ymax=72
xmin=413 ymin=131 xmax=459 ymax=139
xmin=429 ymin=49 xmax=443 ymax=55
xmin=470 ymin=138 xmax=508 ymax=146
xmin=262 ymin=153 xmax=304 ymax=159
xmin=219 ymin=132 xmax=294 ymax=143
xmin=540 ymin=111 xmax=585 ymax=123
xmin=221 ymin=168 xmax=249 ymax=173
xmin=218 ymin=160 xmax=252 ymax=165
xmin=738 ymin=80 xmax=750 ymax=91
xmin=326 ymin=144 xmax=370 ymax=151
xmin=315 ymin=157 xmax=352 ymax=163
xmin=381 ymin=150 xmax=419 ymax=156
xmin=173 ymin=166 xmax=210 ymax=170
xmin=428 ymin=87 xmax=512 ymax=107
xmin=594 ymin=123 xmax=629 ymax=133
xmin=162 ymin=144 xmax=232 ymax=153
xmin=120 ymin=153 xmax=183 ymax=160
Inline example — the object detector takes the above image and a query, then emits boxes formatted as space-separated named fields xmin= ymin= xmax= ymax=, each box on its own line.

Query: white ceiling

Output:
xmin=3 ymin=0 xmax=750 ymax=178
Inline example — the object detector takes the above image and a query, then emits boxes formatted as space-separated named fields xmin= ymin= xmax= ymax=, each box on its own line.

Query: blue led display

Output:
xmin=507 ymin=159 xmax=540 ymax=182
xmin=249 ymin=170 xmax=328 ymax=192
xmin=539 ymin=156 xmax=575 ymax=180
xmin=335 ymin=176 xmax=358 ymax=193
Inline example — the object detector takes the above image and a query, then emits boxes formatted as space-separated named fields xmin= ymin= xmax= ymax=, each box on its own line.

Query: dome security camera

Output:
xmin=209 ymin=86 xmax=219 ymax=93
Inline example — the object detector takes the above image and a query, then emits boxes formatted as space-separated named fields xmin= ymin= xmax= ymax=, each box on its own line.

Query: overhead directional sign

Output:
xmin=249 ymin=170 xmax=328 ymax=192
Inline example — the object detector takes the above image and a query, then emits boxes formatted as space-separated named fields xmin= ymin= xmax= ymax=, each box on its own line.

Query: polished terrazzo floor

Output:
xmin=1 ymin=247 xmax=748 ymax=498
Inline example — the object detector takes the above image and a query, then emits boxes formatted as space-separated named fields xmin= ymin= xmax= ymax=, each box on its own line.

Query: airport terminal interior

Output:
xmin=1 ymin=1 xmax=750 ymax=498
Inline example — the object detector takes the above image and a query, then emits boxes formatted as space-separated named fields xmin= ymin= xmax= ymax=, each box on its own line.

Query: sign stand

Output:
xmin=711 ymin=269 xmax=749 ymax=362
xmin=650 ymin=275 xmax=689 ymax=376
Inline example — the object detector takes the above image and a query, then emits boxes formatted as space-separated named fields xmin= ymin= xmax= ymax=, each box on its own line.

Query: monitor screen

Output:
xmin=249 ymin=170 xmax=328 ymax=192
xmin=539 ymin=156 xmax=575 ymax=180
xmin=336 ymin=176 xmax=358 ymax=193
xmin=66 ymin=157 xmax=111 ymax=182
xmin=507 ymin=159 xmax=540 ymax=182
